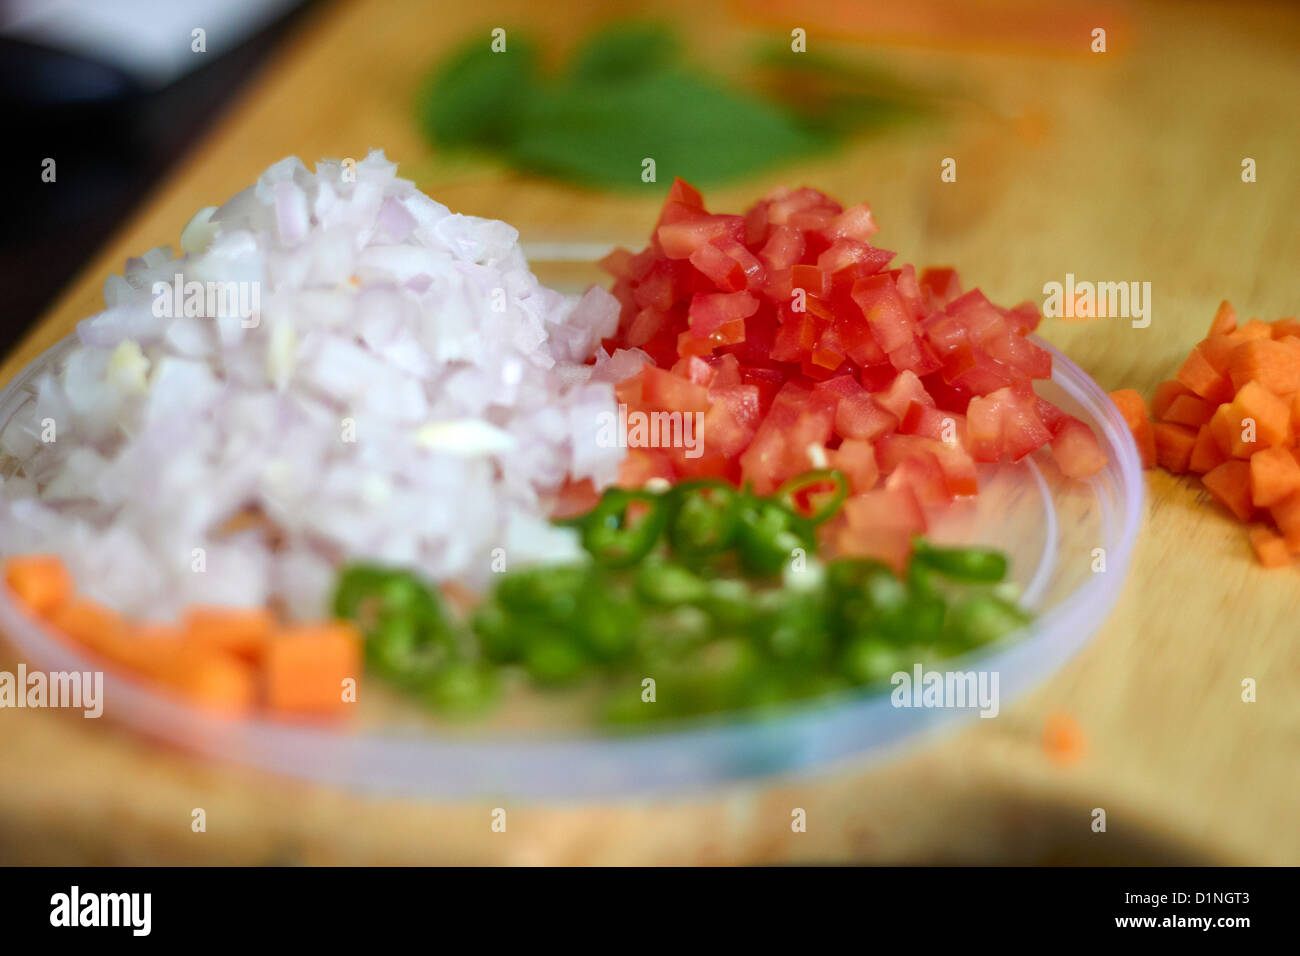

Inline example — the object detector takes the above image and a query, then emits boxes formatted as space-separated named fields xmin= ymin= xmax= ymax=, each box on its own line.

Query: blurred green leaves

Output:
xmin=416 ymin=22 xmax=928 ymax=191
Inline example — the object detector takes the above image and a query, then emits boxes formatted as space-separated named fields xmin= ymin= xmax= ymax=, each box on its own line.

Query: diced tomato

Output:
xmin=779 ymin=389 xmax=837 ymax=479
xmin=900 ymin=403 xmax=964 ymax=444
xmin=639 ymin=366 xmax=710 ymax=412
xmin=918 ymin=267 xmax=962 ymax=312
xmin=982 ymin=330 xmax=1052 ymax=380
xmin=685 ymin=291 xmax=758 ymax=353
xmin=661 ymin=177 xmax=704 ymax=213
xmin=766 ymin=186 xmax=842 ymax=224
xmin=829 ymin=439 xmax=880 ymax=494
xmin=770 ymin=310 xmax=819 ymax=363
xmin=942 ymin=343 xmax=1018 ymax=396
xmin=688 ymin=237 xmax=768 ymax=293
xmin=815 ymin=375 xmax=899 ymax=441
xmin=656 ymin=214 xmax=746 ymax=259
xmin=965 ymin=390 xmax=1003 ymax=462
xmin=889 ymin=264 xmax=925 ymax=322
xmin=600 ymin=177 xmax=1106 ymax=559
xmin=887 ymin=335 xmax=943 ymax=376
xmin=974 ymin=382 xmax=1053 ymax=461
xmin=757 ymin=225 xmax=805 ymax=273
xmin=945 ymin=289 xmax=1010 ymax=343
xmin=817 ymin=239 xmax=894 ymax=280
xmin=873 ymin=369 xmax=935 ymax=421
xmin=922 ymin=312 xmax=970 ymax=356
xmin=1002 ymin=301 xmax=1042 ymax=335
xmin=852 ymin=274 xmax=917 ymax=353
xmin=1034 ymin=398 xmax=1069 ymax=436
xmin=886 ymin=453 xmax=953 ymax=508
xmin=876 ymin=433 xmax=978 ymax=497
xmin=821 ymin=202 xmax=879 ymax=242
xmin=1050 ymin=416 xmax=1108 ymax=479
xmin=617 ymin=449 xmax=676 ymax=487
xmin=839 ymin=487 xmax=927 ymax=571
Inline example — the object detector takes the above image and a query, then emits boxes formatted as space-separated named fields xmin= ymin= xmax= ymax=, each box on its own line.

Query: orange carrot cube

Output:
xmin=3 ymin=555 xmax=74 ymax=617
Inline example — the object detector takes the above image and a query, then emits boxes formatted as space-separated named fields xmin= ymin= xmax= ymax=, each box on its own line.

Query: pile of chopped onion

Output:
xmin=0 ymin=151 xmax=646 ymax=620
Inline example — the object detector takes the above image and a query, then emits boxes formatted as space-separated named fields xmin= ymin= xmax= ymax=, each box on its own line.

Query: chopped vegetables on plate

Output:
xmin=0 ymin=159 xmax=1085 ymax=725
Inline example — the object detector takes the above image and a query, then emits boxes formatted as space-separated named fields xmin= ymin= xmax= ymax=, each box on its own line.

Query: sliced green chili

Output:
xmin=774 ymin=468 xmax=849 ymax=525
xmin=913 ymin=540 xmax=1009 ymax=583
xmin=665 ymin=479 xmax=741 ymax=557
xmin=735 ymin=496 xmax=815 ymax=577
xmin=580 ymin=488 xmax=668 ymax=568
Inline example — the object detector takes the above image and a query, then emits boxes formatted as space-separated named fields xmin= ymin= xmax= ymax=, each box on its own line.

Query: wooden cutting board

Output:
xmin=2 ymin=0 xmax=1298 ymax=864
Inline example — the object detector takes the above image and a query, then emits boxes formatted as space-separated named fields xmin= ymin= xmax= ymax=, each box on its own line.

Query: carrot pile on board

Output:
xmin=1112 ymin=300 xmax=1300 ymax=567
xmin=3 ymin=555 xmax=359 ymax=717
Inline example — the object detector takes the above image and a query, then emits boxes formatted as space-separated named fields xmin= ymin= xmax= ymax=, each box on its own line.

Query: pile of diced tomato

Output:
xmin=599 ymin=179 xmax=1107 ymax=569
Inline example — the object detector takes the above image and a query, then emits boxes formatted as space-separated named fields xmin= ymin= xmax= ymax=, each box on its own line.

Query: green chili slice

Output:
xmin=913 ymin=540 xmax=1009 ymax=583
xmin=665 ymin=479 xmax=741 ymax=557
xmin=774 ymin=468 xmax=849 ymax=525
xmin=580 ymin=487 xmax=668 ymax=568
xmin=735 ymin=496 xmax=816 ymax=577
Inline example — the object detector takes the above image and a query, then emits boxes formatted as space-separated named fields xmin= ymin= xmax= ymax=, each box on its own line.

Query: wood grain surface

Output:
xmin=2 ymin=0 xmax=1298 ymax=864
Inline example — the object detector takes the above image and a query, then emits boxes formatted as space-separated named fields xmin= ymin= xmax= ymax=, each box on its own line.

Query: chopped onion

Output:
xmin=0 ymin=151 xmax=625 ymax=620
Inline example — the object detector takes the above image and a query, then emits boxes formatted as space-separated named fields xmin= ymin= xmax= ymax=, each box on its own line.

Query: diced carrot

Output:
xmin=164 ymin=647 xmax=257 ymax=715
xmin=1271 ymin=317 xmax=1300 ymax=339
xmin=1208 ymin=403 xmax=1252 ymax=459
xmin=265 ymin=622 xmax=361 ymax=716
xmin=1248 ymin=445 xmax=1300 ymax=508
xmin=182 ymin=606 xmax=275 ymax=664
xmin=1226 ymin=318 xmax=1274 ymax=344
xmin=1208 ymin=299 xmax=1237 ymax=337
xmin=1174 ymin=346 xmax=1233 ymax=404
xmin=3 ymin=555 xmax=74 ymax=618
xmin=1162 ymin=393 xmax=1214 ymax=428
xmin=1227 ymin=337 xmax=1300 ymax=397
xmin=1233 ymin=380 xmax=1291 ymax=448
xmin=1247 ymin=524 xmax=1291 ymax=568
xmin=1202 ymin=460 xmax=1254 ymax=522
xmin=1151 ymin=380 xmax=1191 ymax=421
xmin=1188 ymin=424 xmax=1227 ymax=474
xmin=1270 ymin=491 xmax=1300 ymax=551
xmin=45 ymin=599 xmax=130 ymax=655
xmin=110 ymin=625 xmax=187 ymax=680
xmin=1200 ymin=335 xmax=1238 ymax=374
xmin=1152 ymin=422 xmax=1196 ymax=473
xmin=1107 ymin=388 xmax=1156 ymax=468
xmin=1043 ymin=712 xmax=1086 ymax=765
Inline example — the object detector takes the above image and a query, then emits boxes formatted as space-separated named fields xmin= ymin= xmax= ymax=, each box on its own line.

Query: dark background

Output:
xmin=0 ymin=0 xmax=321 ymax=360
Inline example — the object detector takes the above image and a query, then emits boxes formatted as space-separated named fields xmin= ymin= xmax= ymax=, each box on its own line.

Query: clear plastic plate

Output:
xmin=0 ymin=265 xmax=1142 ymax=801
